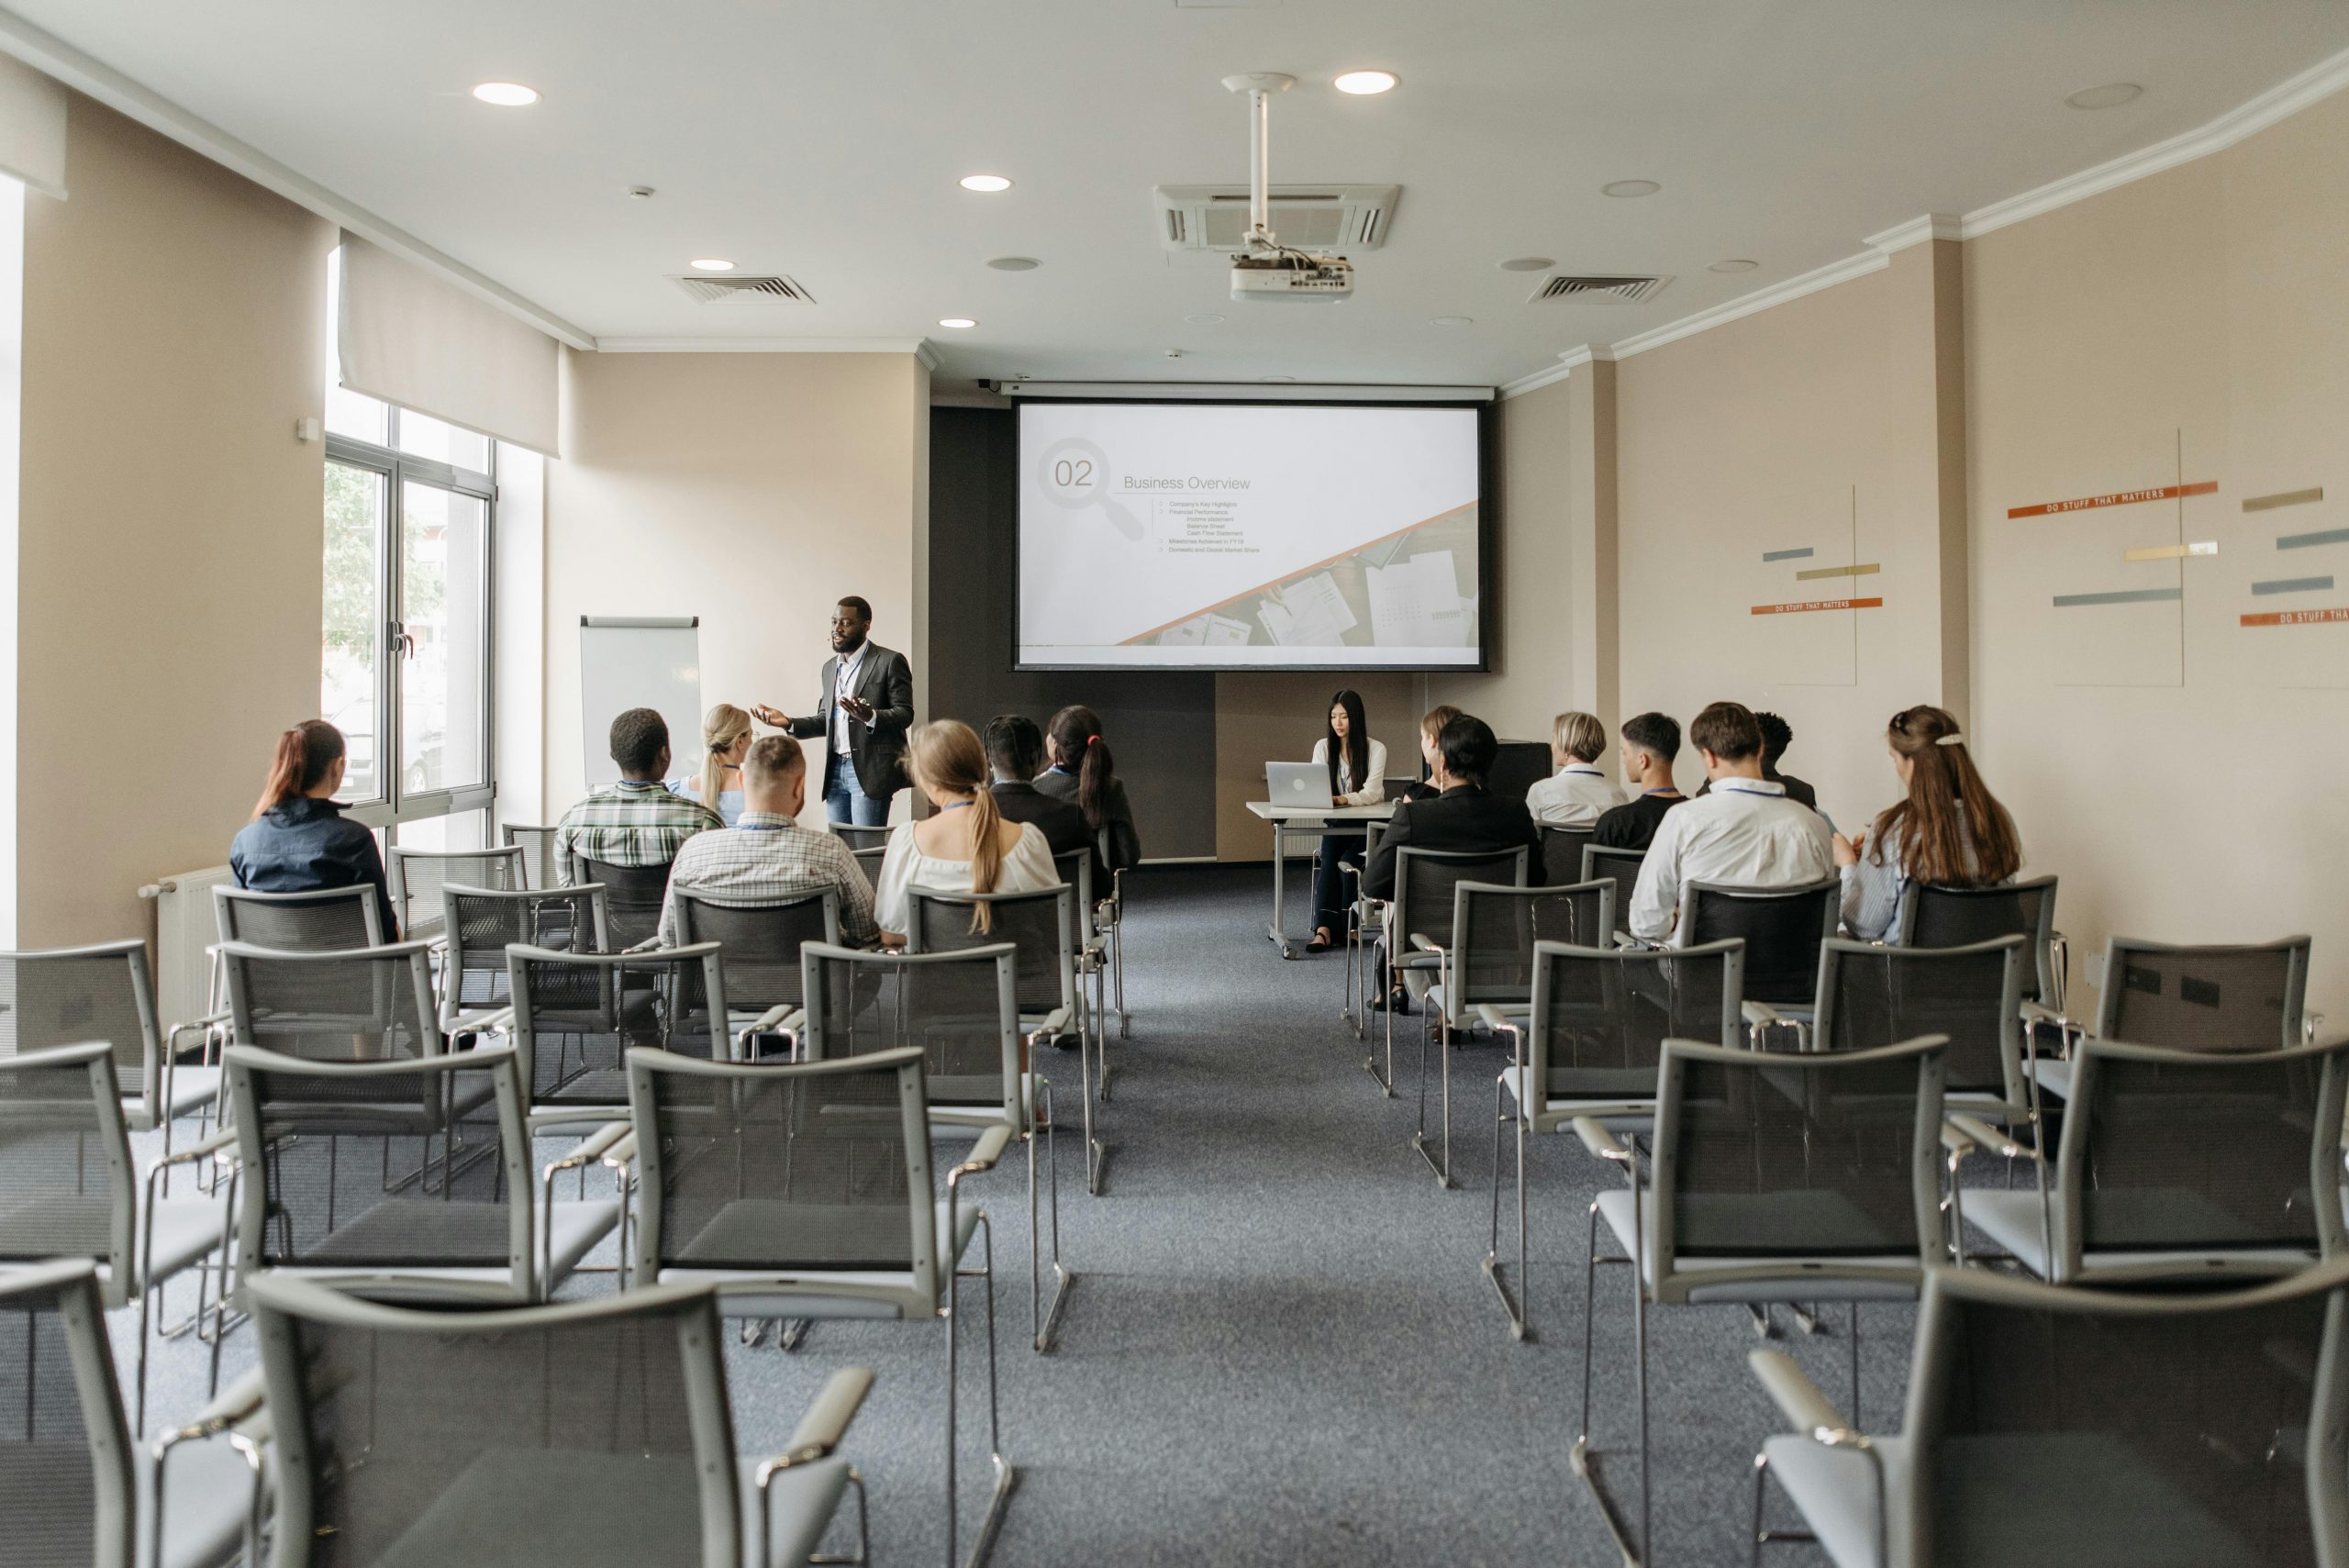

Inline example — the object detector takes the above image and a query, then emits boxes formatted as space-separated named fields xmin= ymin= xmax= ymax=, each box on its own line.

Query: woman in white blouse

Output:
xmin=874 ymin=718 xmax=1059 ymax=944
xmin=1307 ymin=688 xmax=1388 ymax=953
xmin=1833 ymin=705 xmax=2022 ymax=941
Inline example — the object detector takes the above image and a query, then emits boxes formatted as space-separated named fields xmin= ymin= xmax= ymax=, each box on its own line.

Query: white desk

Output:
xmin=1244 ymin=800 xmax=1398 ymax=960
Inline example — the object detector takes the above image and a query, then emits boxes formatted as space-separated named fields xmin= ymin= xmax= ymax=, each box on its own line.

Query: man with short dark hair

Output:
xmin=752 ymin=595 xmax=914 ymax=828
xmin=1627 ymin=700 xmax=1831 ymax=943
xmin=1693 ymin=708 xmax=1818 ymax=810
xmin=655 ymin=735 xmax=877 ymax=947
xmin=1363 ymin=714 xmax=1540 ymax=901
xmin=1593 ymin=712 xmax=1687 ymax=851
xmin=983 ymin=714 xmax=1098 ymax=883
xmin=553 ymin=707 xmax=722 ymax=884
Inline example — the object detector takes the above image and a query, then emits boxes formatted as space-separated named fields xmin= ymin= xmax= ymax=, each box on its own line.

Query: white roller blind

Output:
xmin=0 ymin=55 xmax=65 ymax=200
xmin=337 ymin=231 xmax=561 ymax=455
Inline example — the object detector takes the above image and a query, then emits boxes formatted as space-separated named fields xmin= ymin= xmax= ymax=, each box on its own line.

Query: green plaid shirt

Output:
xmin=552 ymin=780 xmax=722 ymax=881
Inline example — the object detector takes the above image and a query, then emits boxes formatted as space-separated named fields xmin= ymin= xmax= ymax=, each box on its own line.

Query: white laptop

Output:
xmin=1265 ymin=762 xmax=1334 ymax=808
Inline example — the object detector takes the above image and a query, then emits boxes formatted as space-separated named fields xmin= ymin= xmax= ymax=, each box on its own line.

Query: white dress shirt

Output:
xmin=1628 ymin=777 xmax=1834 ymax=942
xmin=830 ymin=643 xmax=866 ymax=756
xmin=1308 ymin=736 xmax=1388 ymax=806
xmin=1524 ymin=762 xmax=1627 ymax=827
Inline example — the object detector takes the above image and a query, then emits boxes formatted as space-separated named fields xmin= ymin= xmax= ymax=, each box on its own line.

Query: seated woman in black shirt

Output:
xmin=229 ymin=719 xmax=398 ymax=938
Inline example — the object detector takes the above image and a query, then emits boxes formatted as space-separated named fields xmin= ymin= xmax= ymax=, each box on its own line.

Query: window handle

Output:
xmin=390 ymin=621 xmax=417 ymax=660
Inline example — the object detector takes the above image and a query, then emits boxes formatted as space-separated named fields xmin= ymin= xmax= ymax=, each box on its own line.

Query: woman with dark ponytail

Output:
xmin=1038 ymin=705 xmax=1141 ymax=874
xmin=1835 ymin=705 xmax=2022 ymax=941
xmin=229 ymin=719 xmax=399 ymax=937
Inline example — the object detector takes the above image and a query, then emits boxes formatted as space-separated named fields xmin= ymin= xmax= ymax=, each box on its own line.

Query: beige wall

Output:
xmin=19 ymin=97 xmax=331 ymax=945
xmin=545 ymin=350 xmax=930 ymax=819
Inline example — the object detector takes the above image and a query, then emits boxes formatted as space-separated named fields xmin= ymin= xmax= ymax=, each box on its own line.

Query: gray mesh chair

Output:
xmin=907 ymin=884 xmax=1102 ymax=1197
xmin=500 ymin=820 xmax=560 ymax=888
xmin=1540 ymin=825 xmax=1596 ymax=888
xmin=1051 ymin=849 xmax=1115 ymax=1103
xmin=0 ymin=939 xmax=217 ymax=1140
xmin=1748 ymin=1256 xmax=2349 ymax=1568
xmin=502 ymin=942 xmax=731 ymax=1131
xmin=213 ymin=882 xmax=385 ymax=950
xmin=386 ymin=844 xmax=527 ymax=942
xmin=1801 ymin=935 xmax=2032 ymax=1139
xmin=1478 ymin=938 xmax=1743 ymax=1342
xmin=571 ymin=852 xmax=676 ymax=951
xmin=217 ymin=938 xmax=443 ymax=1066
xmin=801 ymin=941 xmax=1071 ymax=1354
xmin=1384 ymin=846 xmax=1530 ymax=1140
xmin=673 ymin=889 xmax=841 ymax=1058
xmin=830 ymin=822 xmax=894 ymax=852
xmin=1575 ymin=1034 xmax=1950 ymax=1565
xmin=2034 ymin=934 xmax=2314 ymax=1104
xmin=1581 ymin=844 xmax=1646 ymax=930
xmin=248 ymin=1270 xmax=873 ymax=1568
xmin=0 ymin=1041 xmax=235 ymax=1434
xmin=1954 ymin=1031 xmax=2349 ymax=1285
xmin=0 ymin=1259 xmax=263 ymax=1568
xmin=627 ymin=1045 xmax=1009 ymax=1567
xmin=440 ymin=883 xmax=610 ymax=1036
xmin=1677 ymin=879 xmax=1840 ymax=1035
xmin=1898 ymin=873 xmax=2063 ymax=1012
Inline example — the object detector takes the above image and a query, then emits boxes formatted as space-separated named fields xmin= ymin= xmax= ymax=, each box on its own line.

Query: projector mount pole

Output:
xmin=1222 ymin=72 xmax=1295 ymax=253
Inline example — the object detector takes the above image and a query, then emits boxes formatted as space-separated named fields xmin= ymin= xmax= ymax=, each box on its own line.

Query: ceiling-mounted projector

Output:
xmin=1221 ymin=72 xmax=1353 ymax=304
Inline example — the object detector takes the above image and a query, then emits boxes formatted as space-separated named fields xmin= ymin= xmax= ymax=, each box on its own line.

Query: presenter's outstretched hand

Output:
xmin=751 ymin=704 xmax=791 ymax=729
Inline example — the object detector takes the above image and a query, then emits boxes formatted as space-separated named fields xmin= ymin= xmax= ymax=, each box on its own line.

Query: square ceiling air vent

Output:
xmin=672 ymin=273 xmax=817 ymax=306
xmin=1529 ymin=274 xmax=1670 ymax=304
xmin=1154 ymin=184 xmax=1398 ymax=252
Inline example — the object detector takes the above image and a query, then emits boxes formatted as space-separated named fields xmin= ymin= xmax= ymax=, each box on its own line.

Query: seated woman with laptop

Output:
xmin=1300 ymin=689 xmax=1386 ymax=953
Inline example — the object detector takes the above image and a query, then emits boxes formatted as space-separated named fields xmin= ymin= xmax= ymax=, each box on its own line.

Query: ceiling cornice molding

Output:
xmin=1500 ymin=342 xmax=1613 ymax=399
xmin=1960 ymin=41 xmax=2349 ymax=239
xmin=1608 ymin=248 xmax=1890 ymax=362
xmin=1865 ymin=213 xmax=1964 ymax=253
xmin=596 ymin=336 xmax=941 ymax=357
xmin=0 ymin=6 xmax=598 ymax=351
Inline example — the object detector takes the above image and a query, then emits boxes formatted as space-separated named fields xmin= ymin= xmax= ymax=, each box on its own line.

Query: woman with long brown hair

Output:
xmin=873 ymin=718 xmax=1058 ymax=943
xmin=228 ymin=718 xmax=399 ymax=937
xmin=1834 ymin=705 xmax=2022 ymax=941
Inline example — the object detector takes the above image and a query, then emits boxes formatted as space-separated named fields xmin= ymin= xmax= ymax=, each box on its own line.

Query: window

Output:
xmin=323 ymin=253 xmax=495 ymax=835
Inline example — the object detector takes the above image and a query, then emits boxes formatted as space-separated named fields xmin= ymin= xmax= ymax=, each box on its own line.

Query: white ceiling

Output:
xmin=12 ymin=0 xmax=2349 ymax=387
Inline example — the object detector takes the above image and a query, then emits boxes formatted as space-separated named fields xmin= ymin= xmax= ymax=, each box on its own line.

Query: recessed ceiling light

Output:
xmin=1602 ymin=179 xmax=1661 ymax=198
xmin=938 ymin=317 xmax=977 ymax=329
xmin=1185 ymin=313 xmax=1226 ymax=325
xmin=1334 ymin=70 xmax=1398 ymax=95
xmin=1431 ymin=316 xmax=1473 ymax=327
xmin=688 ymin=258 xmax=735 ymax=272
xmin=986 ymin=256 xmax=1041 ymax=271
xmin=1709 ymin=259 xmax=1759 ymax=273
xmin=2065 ymin=82 xmax=2143 ymax=110
xmin=1498 ymin=256 xmax=1553 ymax=272
xmin=959 ymin=174 xmax=1013 ymax=193
xmin=1260 ymin=374 xmax=1296 ymax=383
xmin=471 ymin=82 xmax=540 ymax=107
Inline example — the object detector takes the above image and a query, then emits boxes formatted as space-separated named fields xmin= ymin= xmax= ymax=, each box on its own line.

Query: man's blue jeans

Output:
xmin=823 ymin=753 xmax=892 ymax=827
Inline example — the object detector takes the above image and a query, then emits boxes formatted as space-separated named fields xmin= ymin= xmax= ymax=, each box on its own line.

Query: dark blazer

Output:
xmin=1034 ymin=766 xmax=1143 ymax=873
xmin=992 ymin=780 xmax=1103 ymax=888
xmin=785 ymin=640 xmax=914 ymax=799
xmin=229 ymin=795 xmax=400 ymax=938
xmin=1363 ymin=784 xmax=1541 ymax=901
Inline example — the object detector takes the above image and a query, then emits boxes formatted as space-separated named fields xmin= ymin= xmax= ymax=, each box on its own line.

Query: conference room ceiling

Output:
xmin=15 ymin=0 xmax=2349 ymax=389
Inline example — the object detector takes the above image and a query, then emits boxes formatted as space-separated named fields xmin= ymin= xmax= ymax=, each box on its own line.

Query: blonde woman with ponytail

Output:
xmin=1834 ymin=705 xmax=2022 ymax=942
xmin=678 ymin=704 xmax=753 ymax=825
xmin=874 ymin=719 xmax=1057 ymax=943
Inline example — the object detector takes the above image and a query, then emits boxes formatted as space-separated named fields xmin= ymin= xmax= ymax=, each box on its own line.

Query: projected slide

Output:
xmin=1016 ymin=402 xmax=1483 ymax=670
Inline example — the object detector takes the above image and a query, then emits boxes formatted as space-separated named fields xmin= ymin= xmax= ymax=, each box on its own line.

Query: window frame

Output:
xmin=324 ymin=407 xmax=496 ymax=835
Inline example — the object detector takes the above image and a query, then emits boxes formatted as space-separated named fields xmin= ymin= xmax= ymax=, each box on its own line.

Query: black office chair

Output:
xmin=1899 ymin=873 xmax=2064 ymax=1011
xmin=1539 ymin=825 xmax=1595 ymax=888
xmin=1680 ymin=878 xmax=1839 ymax=1024
xmin=1580 ymin=845 xmax=1645 ymax=930
xmin=569 ymin=853 xmax=674 ymax=951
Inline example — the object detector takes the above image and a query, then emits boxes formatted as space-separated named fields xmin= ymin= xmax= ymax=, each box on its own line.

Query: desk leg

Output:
xmin=1267 ymin=821 xmax=1297 ymax=959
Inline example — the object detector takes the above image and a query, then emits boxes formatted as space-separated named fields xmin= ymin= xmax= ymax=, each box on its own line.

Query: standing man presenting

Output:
xmin=753 ymin=595 xmax=913 ymax=827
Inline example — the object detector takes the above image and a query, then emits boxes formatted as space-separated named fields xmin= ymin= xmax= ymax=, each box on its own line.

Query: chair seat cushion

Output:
xmin=1497 ymin=1065 xmax=1656 ymax=1126
xmin=740 ymin=1456 xmax=856 ymax=1568
xmin=139 ymin=1196 xmax=233 ymax=1287
xmin=658 ymin=1199 xmax=982 ymax=1319
xmin=1963 ymin=1188 xmax=2316 ymax=1284
xmin=361 ymin=1447 xmax=707 ymax=1568
xmin=1760 ymin=1432 xmax=1905 ymax=1568
xmin=135 ymin=1429 xmax=260 ymax=1568
xmin=1594 ymin=1189 xmax=1923 ymax=1302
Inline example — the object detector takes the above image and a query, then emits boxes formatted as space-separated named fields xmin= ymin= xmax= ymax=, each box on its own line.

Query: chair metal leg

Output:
xmin=1408 ymin=986 xmax=1453 ymax=1188
xmin=952 ymin=1211 xmax=1017 ymax=1568
xmin=1365 ymin=959 xmax=1396 ymax=1095
xmin=1482 ymin=1073 xmax=1532 ymax=1341
xmin=1748 ymin=1450 xmax=1816 ymax=1561
xmin=1574 ymin=1194 xmax=1651 ymax=1567
xmin=1031 ymin=1083 xmax=1072 ymax=1353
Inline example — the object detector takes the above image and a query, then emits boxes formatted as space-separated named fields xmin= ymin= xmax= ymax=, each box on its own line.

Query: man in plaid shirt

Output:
xmin=554 ymin=708 xmax=722 ymax=883
xmin=655 ymin=736 xmax=879 ymax=946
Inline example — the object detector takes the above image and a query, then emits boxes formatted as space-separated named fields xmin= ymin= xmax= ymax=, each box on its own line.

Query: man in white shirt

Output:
xmin=1523 ymin=711 xmax=1628 ymax=826
xmin=655 ymin=736 xmax=879 ymax=949
xmin=1628 ymin=701 xmax=1832 ymax=944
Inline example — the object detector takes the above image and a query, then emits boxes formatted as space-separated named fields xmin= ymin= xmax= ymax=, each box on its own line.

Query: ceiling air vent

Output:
xmin=1528 ymin=274 xmax=1671 ymax=304
xmin=672 ymin=273 xmax=817 ymax=306
xmin=1154 ymin=183 xmax=1398 ymax=252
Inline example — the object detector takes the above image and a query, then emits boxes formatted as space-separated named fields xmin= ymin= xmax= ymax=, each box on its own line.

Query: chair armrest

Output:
xmin=1946 ymin=1111 xmax=2033 ymax=1162
xmin=1748 ymin=1348 xmax=1850 ymax=1437
xmin=460 ymin=1005 xmax=517 ymax=1035
xmin=601 ymin=1132 xmax=638 ymax=1173
xmin=189 ymin=1367 xmax=267 ymax=1433
xmin=1024 ymin=1006 xmax=1074 ymax=1040
xmin=164 ymin=1012 xmax=231 ymax=1054
xmin=734 ymin=1003 xmax=803 ymax=1046
xmin=545 ymin=1120 xmax=630 ymax=1174
xmin=2017 ymin=1000 xmax=2065 ymax=1029
xmin=1473 ymin=1004 xmax=1522 ymax=1038
xmin=1940 ymin=1122 xmax=1975 ymax=1159
xmin=949 ymin=1124 xmax=1016 ymax=1184
xmin=1612 ymin=930 xmax=1659 ymax=951
xmin=1741 ymin=1000 xmax=1785 ymax=1029
xmin=768 ymin=1367 xmax=874 ymax=1476
xmin=1408 ymin=933 xmax=1445 ymax=956
xmin=148 ymin=1126 xmax=239 ymax=1176
xmin=1572 ymin=1116 xmax=1631 ymax=1165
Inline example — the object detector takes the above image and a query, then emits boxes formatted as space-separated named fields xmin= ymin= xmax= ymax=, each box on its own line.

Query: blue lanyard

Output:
xmin=937 ymin=800 xmax=973 ymax=812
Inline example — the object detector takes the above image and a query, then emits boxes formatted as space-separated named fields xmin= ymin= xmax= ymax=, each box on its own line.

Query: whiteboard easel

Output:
xmin=580 ymin=617 xmax=702 ymax=788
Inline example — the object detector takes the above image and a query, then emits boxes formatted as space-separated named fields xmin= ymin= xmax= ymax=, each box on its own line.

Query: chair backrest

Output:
xmin=1537 ymin=826 xmax=1595 ymax=888
xmin=626 ymin=1046 xmax=937 ymax=1313
xmin=1906 ymin=1261 xmax=2349 ymax=1568
xmin=850 ymin=843 xmax=887 ymax=892
xmin=829 ymin=823 xmax=893 ymax=852
xmin=217 ymin=940 xmax=443 ymax=1064
xmin=386 ymin=845 xmax=527 ymax=941
xmin=247 ymin=1271 xmax=739 ymax=1568
xmin=2053 ymin=1034 xmax=2349 ymax=1276
xmin=1651 ymin=1034 xmax=1946 ymax=1287
xmin=573 ymin=854 xmax=676 ymax=951
xmin=500 ymin=822 xmax=560 ymax=889
xmin=2095 ymin=935 xmax=2311 ymax=1051
xmin=1898 ymin=874 xmax=2058 ymax=1005
xmin=0 ymin=1042 xmax=132 ymax=1288
xmin=674 ymin=890 xmax=839 ymax=1019
xmin=1392 ymin=846 xmax=1529 ymax=954
xmin=440 ymin=884 xmax=610 ymax=1030
xmin=1682 ymin=879 xmax=1840 ymax=1006
xmin=904 ymin=883 xmax=1076 ymax=1021
xmin=1528 ymin=939 xmax=1744 ymax=1104
xmin=224 ymin=1041 xmax=536 ymax=1298
xmin=800 ymin=942 xmax=1024 ymax=1127
xmin=0 ymin=940 xmax=161 ymax=1115
xmin=1580 ymin=845 xmax=1645 ymax=925
xmin=1451 ymin=880 xmax=1614 ymax=1012
xmin=213 ymin=883 xmax=385 ymax=951
xmin=507 ymin=942 xmax=729 ymax=1118
xmin=1813 ymin=937 xmax=2026 ymax=1105
xmin=1052 ymin=849 xmax=1097 ymax=943
xmin=0 ymin=1260 xmax=136 ymax=1568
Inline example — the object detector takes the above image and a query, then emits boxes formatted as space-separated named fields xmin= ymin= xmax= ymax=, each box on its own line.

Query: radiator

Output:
xmin=138 ymin=864 xmax=236 ymax=1029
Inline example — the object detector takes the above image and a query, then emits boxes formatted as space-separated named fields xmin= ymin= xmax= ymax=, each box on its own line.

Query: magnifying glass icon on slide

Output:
xmin=1037 ymin=436 xmax=1146 ymax=540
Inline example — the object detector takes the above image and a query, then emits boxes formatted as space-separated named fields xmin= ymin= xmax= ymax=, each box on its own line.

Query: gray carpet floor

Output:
xmin=126 ymin=863 xmax=1917 ymax=1566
